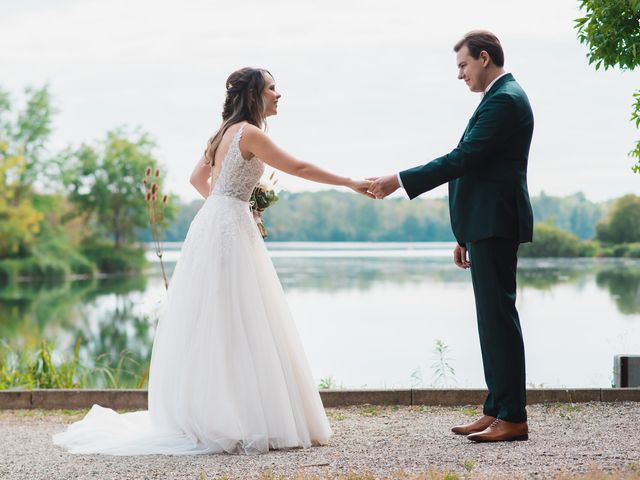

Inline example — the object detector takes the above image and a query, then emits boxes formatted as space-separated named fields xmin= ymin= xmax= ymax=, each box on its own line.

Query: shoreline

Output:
xmin=2 ymin=388 xmax=639 ymax=410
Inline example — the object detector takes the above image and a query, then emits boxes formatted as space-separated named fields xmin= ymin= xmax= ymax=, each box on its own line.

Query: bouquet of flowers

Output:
xmin=250 ymin=171 xmax=279 ymax=239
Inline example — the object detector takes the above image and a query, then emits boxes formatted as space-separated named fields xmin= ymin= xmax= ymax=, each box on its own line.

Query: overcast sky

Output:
xmin=2 ymin=0 xmax=638 ymax=202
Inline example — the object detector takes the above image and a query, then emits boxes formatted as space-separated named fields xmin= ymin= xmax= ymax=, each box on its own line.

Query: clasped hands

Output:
xmin=349 ymin=174 xmax=401 ymax=200
xmin=349 ymin=174 xmax=471 ymax=271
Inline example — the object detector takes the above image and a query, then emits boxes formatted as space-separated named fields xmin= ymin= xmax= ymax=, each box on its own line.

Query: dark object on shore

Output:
xmin=614 ymin=355 xmax=640 ymax=388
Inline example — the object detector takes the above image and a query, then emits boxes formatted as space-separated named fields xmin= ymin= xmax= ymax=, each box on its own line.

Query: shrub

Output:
xmin=612 ymin=244 xmax=630 ymax=257
xmin=597 ymin=242 xmax=640 ymax=258
xmin=596 ymin=194 xmax=640 ymax=244
xmin=67 ymin=251 xmax=96 ymax=276
xmin=519 ymin=223 xmax=584 ymax=257
xmin=81 ymin=243 xmax=147 ymax=274
xmin=577 ymin=240 xmax=599 ymax=257
xmin=18 ymin=256 xmax=69 ymax=279
xmin=0 ymin=256 xmax=69 ymax=283
xmin=0 ymin=237 xmax=96 ymax=284
xmin=625 ymin=243 xmax=640 ymax=258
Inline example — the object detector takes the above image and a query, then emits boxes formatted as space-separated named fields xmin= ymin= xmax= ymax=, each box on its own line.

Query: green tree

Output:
xmin=61 ymin=128 xmax=171 ymax=248
xmin=0 ymin=86 xmax=56 ymax=198
xmin=575 ymin=0 xmax=640 ymax=173
xmin=0 ymin=84 xmax=99 ymax=281
xmin=159 ymin=191 xmax=618 ymax=244
xmin=531 ymin=191 xmax=608 ymax=239
xmin=259 ymin=190 xmax=454 ymax=242
xmin=596 ymin=194 xmax=640 ymax=243
xmin=0 ymin=145 xmax=43 ymax=257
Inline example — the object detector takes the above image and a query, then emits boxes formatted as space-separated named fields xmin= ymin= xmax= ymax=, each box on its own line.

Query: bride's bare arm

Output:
xmin=243 ymin=125 xmax=373 ymax=197
xmin=190 ymin=157 xmax=212 ymax=199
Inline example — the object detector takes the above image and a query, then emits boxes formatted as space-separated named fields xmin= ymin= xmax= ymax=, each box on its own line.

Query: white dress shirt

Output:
xmin=396 ymin=71 xmax=510 ymax=192
xmin=482 ymin=71 xmax=509 ymax=97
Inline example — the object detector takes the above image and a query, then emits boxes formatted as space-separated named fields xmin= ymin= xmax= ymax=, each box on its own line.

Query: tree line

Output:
xmin=2 ymin=83 xmax=638 ymax=286
xmin=0 ymin=85 xmax=172 ymax=283
xmin=159 ymin=190 xmax=639 ymax=253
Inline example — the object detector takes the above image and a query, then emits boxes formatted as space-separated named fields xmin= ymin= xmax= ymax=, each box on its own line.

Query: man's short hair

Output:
xmin=454 ymin=30 xmax=505 ymax=67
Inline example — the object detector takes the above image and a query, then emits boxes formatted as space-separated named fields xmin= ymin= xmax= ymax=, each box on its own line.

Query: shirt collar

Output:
xmin=483 ymin=72 xmax=509 ymax=96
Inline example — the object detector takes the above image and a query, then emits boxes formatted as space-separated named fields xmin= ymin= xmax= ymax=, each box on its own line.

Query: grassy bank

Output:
xmin=0 ymin=339 xmax=148 ymax=390
xmin=0 ymin=243 xmax=146 ymax=284
xmin=519 ymin=223 xmax=640 ymax=258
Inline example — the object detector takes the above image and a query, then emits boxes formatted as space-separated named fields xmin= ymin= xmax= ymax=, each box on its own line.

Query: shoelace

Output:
xmin=488 ymin=418 xmax=503 ymax=429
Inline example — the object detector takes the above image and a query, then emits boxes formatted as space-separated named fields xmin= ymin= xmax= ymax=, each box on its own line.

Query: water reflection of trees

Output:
xmin=0 ymin=280 xmax=96 ymax=345
xmin=274 ymin=257 xmax=640 ymax=319
xmin=596 ymin=268 xmax=640 ymax=315
xmin=0 ymin=276 xmax=147 ymax=337
xmin=0 ymin=275 xmax=152 ymax=387
xmin=273 ymin=257 xmax=470 ymax=292
xmin=516 ymin=262 xmax=594 ymax=291
xmin=71 ymin=295 xmax=154 ymax=388
xmin=273 ymin=257 xmax=602 ymax=292
xmin=2 ymin=257 xmax=639 ymax=388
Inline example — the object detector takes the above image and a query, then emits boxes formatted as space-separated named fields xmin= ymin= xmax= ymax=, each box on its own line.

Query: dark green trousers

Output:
xmin=467 ymin=237 xmax=527 ymax=423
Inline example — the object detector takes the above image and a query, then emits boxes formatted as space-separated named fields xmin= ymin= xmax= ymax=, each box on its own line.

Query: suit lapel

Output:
xmin=458 ymin=74 xmax=515 ymax=144
xmin=459 ymin=101 xmax=483 ymax=143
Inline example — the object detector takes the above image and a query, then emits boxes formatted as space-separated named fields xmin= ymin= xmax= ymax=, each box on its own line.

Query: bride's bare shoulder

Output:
xmin=241 ymin=123 xmax=265 ymax=138
xmin=241 ymin=124 xmax=272 ymax=156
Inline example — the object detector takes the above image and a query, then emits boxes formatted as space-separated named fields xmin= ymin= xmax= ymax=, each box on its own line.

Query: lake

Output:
xmin=2 ymin=242 xmax=639 ymax=389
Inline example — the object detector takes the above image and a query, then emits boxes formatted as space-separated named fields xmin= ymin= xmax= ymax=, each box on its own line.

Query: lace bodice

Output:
xmin=211 ymin=124 xmax=264 ymax=202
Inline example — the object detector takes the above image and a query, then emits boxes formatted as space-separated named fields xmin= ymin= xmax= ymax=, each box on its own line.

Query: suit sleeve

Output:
xmin=399 ymin=92 xmax=515 ymax=200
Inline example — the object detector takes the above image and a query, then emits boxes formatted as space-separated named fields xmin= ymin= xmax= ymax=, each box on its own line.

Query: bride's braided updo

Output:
xmin=204 ymin=67 xmax=272 ymax=166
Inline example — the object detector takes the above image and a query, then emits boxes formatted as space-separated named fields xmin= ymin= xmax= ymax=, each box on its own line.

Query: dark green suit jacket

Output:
xmin=399 ymin=73 xmax=534 ymax=245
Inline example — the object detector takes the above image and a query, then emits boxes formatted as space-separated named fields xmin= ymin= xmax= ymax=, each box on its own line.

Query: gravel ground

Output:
xmin=1 ymin=403 xmax=639 ymax=480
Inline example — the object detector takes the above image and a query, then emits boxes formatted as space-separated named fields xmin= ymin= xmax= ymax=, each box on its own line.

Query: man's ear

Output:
xmin=480 ymin=50 xmax=491 ymax=67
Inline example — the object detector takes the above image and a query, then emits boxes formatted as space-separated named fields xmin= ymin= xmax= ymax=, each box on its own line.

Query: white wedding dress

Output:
xmin=52 ymin=124 xmax=332 ymax=455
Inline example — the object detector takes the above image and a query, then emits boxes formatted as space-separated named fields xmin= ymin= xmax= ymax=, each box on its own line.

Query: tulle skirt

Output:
xmin=52 ymin=193 xmax=332 ymax=455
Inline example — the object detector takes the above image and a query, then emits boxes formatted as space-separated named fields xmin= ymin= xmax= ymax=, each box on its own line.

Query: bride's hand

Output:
xmin=349 ymin=179 xmax=376 ymax=199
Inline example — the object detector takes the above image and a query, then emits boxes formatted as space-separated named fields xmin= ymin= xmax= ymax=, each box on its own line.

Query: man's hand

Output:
xmin=453 ymin=244 xmax=470 ymax=269
xmin=367 ymin=174 xmax=400 ymax=199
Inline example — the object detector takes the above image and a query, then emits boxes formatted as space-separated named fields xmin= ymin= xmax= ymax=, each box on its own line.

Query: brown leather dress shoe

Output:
xmin=467 ymin=418 xmax=529 ymax=442
xmin=451 ymin=415 xmax=496 ymax=435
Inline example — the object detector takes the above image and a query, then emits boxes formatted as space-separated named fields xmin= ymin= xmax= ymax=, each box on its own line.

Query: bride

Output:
xmin=52 ymin=67 xmax=372 ymax=455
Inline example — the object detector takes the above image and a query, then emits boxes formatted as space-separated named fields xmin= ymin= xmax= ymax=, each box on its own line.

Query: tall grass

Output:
xmin=431 ymin=340 xmax=456 ymax=388
xmin=0 ymin=339 xmax=148 ymax=389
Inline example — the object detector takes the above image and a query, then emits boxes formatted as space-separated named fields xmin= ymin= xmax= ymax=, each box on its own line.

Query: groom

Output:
xmin=368 ymin=30 xmax=534 ymax=442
